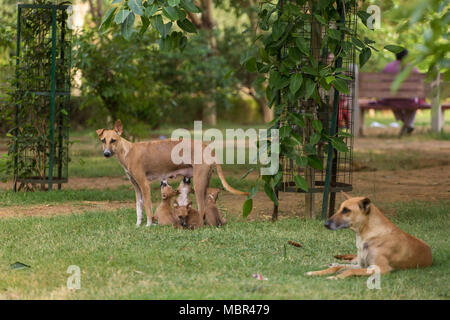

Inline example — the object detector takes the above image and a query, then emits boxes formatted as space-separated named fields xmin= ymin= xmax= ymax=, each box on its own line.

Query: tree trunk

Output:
xmin=187 ymin=0 xmax=217 ymax=125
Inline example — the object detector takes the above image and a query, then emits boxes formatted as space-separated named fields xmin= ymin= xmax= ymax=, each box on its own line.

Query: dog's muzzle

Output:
xmin=325 ymin=219 xmax=348 ymax=230
xmin=103 ymin=150 xmax=112 ymax=158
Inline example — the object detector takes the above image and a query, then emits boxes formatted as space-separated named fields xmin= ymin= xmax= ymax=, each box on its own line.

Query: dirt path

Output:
xmin=0 ymin=201 xmax=133 ymax=218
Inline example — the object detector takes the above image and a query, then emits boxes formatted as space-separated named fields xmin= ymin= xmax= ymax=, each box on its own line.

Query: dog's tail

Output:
xmin=215 ymin=164 xmax=250 ymax=196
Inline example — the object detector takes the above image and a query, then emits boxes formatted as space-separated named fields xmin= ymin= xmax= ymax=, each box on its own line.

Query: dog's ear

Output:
xmin=173 ymin=200 xmax=179 ymax=208
xmin=114 ymin=120 xmax=123 ymax=136
xmin=341 ymin=191 xmax=351 ymax=200
xmin=96 ymin=128 xmax=105 ymax=137
xmin=187 ymin=202 xmax=192 ymax=210
xmin=359 ymin=197 xmax=371 ymax=214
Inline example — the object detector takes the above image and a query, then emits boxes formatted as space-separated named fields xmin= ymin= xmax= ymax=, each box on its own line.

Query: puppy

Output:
xmin=176 ymin=177 xmax=193 ymax=206
xmin=306 ymin=192 xmax=432 ymax=279
xmin=174 ymin=201 xmax=202 ymax=229
xmin=205 ymin=188 xmax=226 ymax=227
xmin=155 ymin=181 xmax=179 ymax=226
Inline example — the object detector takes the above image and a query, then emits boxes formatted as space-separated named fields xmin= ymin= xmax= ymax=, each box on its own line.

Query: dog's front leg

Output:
xmin=136 ymin=178 xmax=154 ymax=227
xmin=306 ymin=265 xmax=346 ymax=276
xmin=127 ymin=173 xmax=143 ymax=226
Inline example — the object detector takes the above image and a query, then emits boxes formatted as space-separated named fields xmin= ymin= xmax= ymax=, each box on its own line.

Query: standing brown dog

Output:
xmin=204 ymin=188 xmax=226 ymax=227
xmin=306 ymin=192 xmax=432 ymax=279
xmin=96 ymin=120 xmax=248 ymax=227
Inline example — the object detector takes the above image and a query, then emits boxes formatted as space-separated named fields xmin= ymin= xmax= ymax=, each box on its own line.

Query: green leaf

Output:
xmin=327 ymin=28 xmax=341 ymax=40
xmin=313 ymin=14 xmax=326 ymax=24
xmin=357 ymin=10 xmax=371 ymax=26
xmin=312 ymin=119 xmax=323 ymax=132
xmin=279 ymin=125 xmax=292 ymax=139
xmin=325 ymin=76 xmax=335 ymax=84
xmin=289 ymin=74 xmax=303 ymax=95
xmin=180 ymin=0 xmax=201 ymax=13
xmin=296 ymin=156 xmax=308 ymax=167
xmin=168 ymin=0 xmax=181 ymax=6
xmin=310 ymin=132 xmax=321 ymax=145
xmin=115 ymin=9 xmax=131 ymax=24
xmin=139 ymin=16 xmax=150 ymax=35
xmin=332 ymin=78 xmax=350 ymax=94
xmin=384 ymin=45 xmax=404 ymax=54
xmin=240 ymin=168 xmax=255 ymax=180
xmin=162 ymin=6 xmax=179 ymax=21
xmin=121 ymin=12 xmax=135 ymax=39
xmin=331 ymin=138 xmax=349 ymax=153
xmin=305 ymin=78 xmax=315 ymax=99
xmin=242 ymin=198 xmax=253 ymax=218
xmin=128 ymin=0 xmax=144 ymax=16
xmin=308 ymin=155 xmax=323 ymax=170
xmin=145 ymin=4 xmax=158 ymax=18
xmin=294 ymin=175 xmax=308 ymax=192
xmin=99 ymin=7 xmax=117 ymax=33
xmin=264 ymin=183 xmax=278 ymax=206
xmin=289 ymin=113 xmax=305 ymax=128
xmin=296 ymin=37 xmax=309 ymax=55
xmin=359 ymin=47 xmax=371 ymax=68
xmin=177 ymin=19 xmax=197 ymax=33
xmin=244 ymin=56 xmax=257 ymax=73
xmin=152 ymin=15 xmax=172 ymax=37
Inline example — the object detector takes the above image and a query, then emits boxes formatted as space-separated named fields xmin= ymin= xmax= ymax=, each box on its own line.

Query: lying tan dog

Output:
xmin=306 ymin=192 xmax=432 ymax=279
xmin=96 ymin=120 xmax=248 ymax=226
xmin=205 ymin=188 xmax=226 ymax=227
xmin=155 ymin=181 xmax=179 ymax=227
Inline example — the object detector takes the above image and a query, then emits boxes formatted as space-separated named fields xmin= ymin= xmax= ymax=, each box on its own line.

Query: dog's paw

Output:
xmin=326 ymin=276 xmax=338 ymax=280
xmin=305 ymin=271 xmax=316 ymax=276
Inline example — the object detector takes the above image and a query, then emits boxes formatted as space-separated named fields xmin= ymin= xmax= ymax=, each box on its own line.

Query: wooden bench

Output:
xmin=354 ymin=71 xmax=449 ymax=136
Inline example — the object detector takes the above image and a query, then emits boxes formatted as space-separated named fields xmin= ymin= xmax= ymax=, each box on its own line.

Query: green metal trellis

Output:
xmin=13 ymin=3 xmax=71 ymax=191
xmin=274 ymin=0 xmax=356 ymax=219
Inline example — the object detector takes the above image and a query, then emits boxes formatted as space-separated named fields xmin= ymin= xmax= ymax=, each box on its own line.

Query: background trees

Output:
xmin=0 ymin=0 xmax=448 ymax=132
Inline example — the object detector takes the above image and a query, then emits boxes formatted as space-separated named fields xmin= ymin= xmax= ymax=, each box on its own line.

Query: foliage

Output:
xmin=238 ymin=0 xmax=374 ymax=214
xmin=74 ymin=26 xmax=235 ymax=129
xmin=357 ymin=0 xmax=449 ymax=98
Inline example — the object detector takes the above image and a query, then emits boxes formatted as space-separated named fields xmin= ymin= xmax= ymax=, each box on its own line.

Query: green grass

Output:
xmin=353 ymin=149 xmax=450 ymax=171
xmin=0 ymin=200 xmax=448 ymax=299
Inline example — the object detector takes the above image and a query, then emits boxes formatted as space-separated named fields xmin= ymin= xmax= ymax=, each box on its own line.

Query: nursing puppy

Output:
xmin=176 ymin=177 xmax=193 ymax=206
xmin=155 ymin=181 xmax=179 ymax=227
xmin=306 ymin=192 xmax=432 ymax=279
xmin=205 ymin=188 xmax=226 ymax=227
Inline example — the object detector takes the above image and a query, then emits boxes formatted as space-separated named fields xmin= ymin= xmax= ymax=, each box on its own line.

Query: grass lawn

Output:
xmin=0 ymin=199 xmax=448 ymax=299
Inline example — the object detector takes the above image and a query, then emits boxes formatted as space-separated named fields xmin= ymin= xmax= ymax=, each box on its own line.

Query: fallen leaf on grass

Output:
xmin=10 ymin=262 xmax=31 ymax=270
xmin=288 ymin=240 xmax=302 ymax=248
